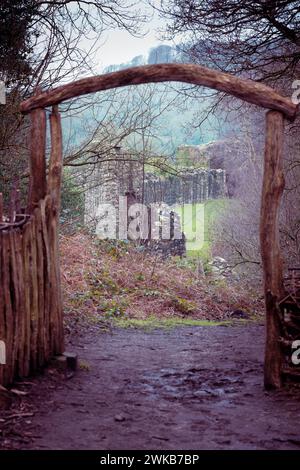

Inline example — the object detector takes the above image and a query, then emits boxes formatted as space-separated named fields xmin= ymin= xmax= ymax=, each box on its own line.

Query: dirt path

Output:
xmin=3 ymin=324 xmax=300 ymax=450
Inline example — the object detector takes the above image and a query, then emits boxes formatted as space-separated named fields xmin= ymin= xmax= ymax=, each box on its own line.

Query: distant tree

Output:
xmin=0 ymin=0 xmax=147 ymax=198
xmin=0 ymin=0 xmax=38 ymax=85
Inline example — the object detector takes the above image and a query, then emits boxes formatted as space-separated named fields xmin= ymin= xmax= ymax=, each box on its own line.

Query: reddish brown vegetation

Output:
xmin=60 ymin=232 xmax=263 ymax=324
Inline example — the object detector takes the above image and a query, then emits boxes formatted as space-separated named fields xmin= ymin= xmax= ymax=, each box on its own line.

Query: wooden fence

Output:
xmin=0 ymin=106 xmax=64 ymax=386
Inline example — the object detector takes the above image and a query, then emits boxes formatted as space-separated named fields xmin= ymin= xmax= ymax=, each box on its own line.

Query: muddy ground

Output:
xmin=1 ymin=324 xmax=300 ymax=450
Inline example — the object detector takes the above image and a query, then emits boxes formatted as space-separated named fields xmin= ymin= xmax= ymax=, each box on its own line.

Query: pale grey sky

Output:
xmin=97 ymin=28 xmax=169 ymax=69
xmin=94 ymin=2 xmax=175 ymax=70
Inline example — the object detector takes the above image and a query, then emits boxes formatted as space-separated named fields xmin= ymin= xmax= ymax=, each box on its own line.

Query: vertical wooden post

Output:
xmin=15 ymin=189 xmax=21 ymax=215
xmin=0 ymin=193 xmax=3 ymax=222
xmin=47 ymin=105 xmax=64 ymax=353
xmin=260 ymin=110 xmax=285 ymax=389
xmin=48 ymin=105 xmax=63 ymax=209
xmin=28 ymin=108 xmax=47 ymax=212
xmin=9 ymin=182 xmax=17 ymax=222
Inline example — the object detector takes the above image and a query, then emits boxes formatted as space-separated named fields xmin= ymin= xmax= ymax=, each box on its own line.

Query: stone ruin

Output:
xmin=84 ymin=145 xmax=227 ymax=257
xmin=143 ymin=168 xmax=226 ymax=205
xmin=125 ymin=190 xmax=186 ymax=259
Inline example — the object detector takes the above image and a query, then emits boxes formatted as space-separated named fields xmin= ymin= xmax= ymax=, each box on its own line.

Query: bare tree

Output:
xmin=158 ymin=0 xmax=300 ymax=85
xmin=0 ymin=0 xmax=149 ymax=195
xmin=62 ymin=83 xmax=182 ymax=192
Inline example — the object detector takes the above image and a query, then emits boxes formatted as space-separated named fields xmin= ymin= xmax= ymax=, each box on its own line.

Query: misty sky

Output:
xmin=97 ymin=28 xmax=168 ymax=69
xmin=94 ymin=3 xmax=175 ymax=70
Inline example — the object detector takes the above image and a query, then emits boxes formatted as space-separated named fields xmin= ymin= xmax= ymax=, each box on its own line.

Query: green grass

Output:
xmin=174 ymin=199 xmax=228 ymax=260
xmin=113 ymin=315 xmax=231 ymax=330
xmin=113 ymin=314 xmax=262 ymax=330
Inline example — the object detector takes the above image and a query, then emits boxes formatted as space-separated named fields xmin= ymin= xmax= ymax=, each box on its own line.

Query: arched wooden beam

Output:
xmin=20 ymin=63 xmax=298 ymax=120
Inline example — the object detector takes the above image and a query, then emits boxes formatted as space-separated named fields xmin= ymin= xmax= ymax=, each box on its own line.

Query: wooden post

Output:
xmin=48 ymin=106 xmax=63 ymax=209
xmin=0 ymin=193 xmax=3 ymax=223
xmin=9 ymin=182 xmax=17 ymax=222
xmin=260 ymin=110 xmax=285 ymax=389
xmin=28 ymin=108 xmax=47 ymax=212
xmin=0 ymin=231 xmax=4 ymax=385
xmin=47 ymin=106 xmax=64 ymax=354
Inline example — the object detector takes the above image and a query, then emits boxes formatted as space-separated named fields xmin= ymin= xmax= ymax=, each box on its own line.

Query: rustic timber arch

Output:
xmin=19 ymin=63 xmax=298 ymax=389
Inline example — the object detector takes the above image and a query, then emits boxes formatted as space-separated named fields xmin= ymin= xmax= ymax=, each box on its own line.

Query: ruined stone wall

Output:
xmin=142 ymin=168 xmax=226 ymax=206
xmin=85 ymin=165 xmax=226 ymax=222
xmin=84 ymin=152 xmax=143 ymax=227
xmin=84 ymin=148 xmax=227 ymax=240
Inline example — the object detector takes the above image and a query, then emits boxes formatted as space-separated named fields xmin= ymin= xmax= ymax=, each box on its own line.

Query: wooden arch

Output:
xmin=21 ymin=63 xmax=299 ymax=389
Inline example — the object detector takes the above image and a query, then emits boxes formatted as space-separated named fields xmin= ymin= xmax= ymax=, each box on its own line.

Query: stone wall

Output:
xmin=143 ymin=168 xmax=226 ymax=205
xmin=84 ymin=147 xmax=227 ymax=257
xmin=84 ymin=150 xmax=142 ymax=227
xmin=134 ymin=202 xmax=186 ymax=259
xmin=84 ymin=156 xmax=227 ymax=225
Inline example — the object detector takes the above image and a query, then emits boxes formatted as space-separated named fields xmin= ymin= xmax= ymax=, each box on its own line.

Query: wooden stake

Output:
xmin=48 ymin=105 xmax=63 ymax=210
xmin=40 ymin=197 xmax=51 ymax=361
xmin=27 ymin=108 xmax=47 ymax=212
xmin=0 ymin=232 xmax=5 ymax=385
xmin=48 ymin=106 xmax=64 ymax=354
xmin=22 ymin=222 xmax=32 ymax=376
xmin=0 ymin=193 xmax=3 ymax=223
xmin=2 ymin=231 xmax=13 ymax=383
xmin=260 ymin=110 xmax=285 ymax=389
